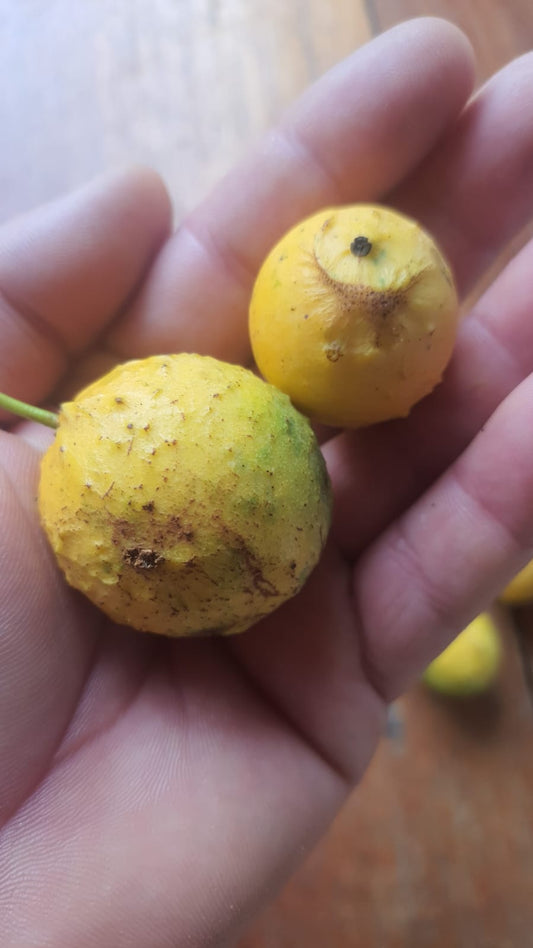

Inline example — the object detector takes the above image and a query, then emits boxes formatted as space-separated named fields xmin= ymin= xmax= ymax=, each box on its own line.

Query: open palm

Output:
xmin=3 ymin=19 xmax=533 ymax=948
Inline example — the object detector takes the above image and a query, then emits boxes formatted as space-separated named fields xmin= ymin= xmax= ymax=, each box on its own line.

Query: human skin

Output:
xmin=3 ymin=16 xmax=533 ymax=948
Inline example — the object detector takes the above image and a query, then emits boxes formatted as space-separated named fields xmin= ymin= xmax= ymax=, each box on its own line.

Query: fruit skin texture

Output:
xmin=422 ymin=613 xmax=502 ymax=697
xmin=498 ymin=559 xmax=533 ymax=605
xmin=38 ymin=354 xmax=332 ymax=637
xmin=249 ymin=203 xmax=459 ymax=428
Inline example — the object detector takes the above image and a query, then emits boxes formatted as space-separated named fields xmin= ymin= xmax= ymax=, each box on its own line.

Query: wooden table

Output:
xmin=3 ymin=2 xmax=533 ymax=945
xmin=239 ymin=605 xmax=533 ymax=948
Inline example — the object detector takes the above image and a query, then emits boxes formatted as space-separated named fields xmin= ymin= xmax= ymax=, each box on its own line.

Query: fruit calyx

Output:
xmin=350 ymin=235 xmax=372 ymax=257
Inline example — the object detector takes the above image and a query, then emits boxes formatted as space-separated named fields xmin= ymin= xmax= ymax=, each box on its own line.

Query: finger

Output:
xmin=0 ymin=167 xmax=171 ymax=412
xmin=325 ymin=233 xmax=533 ymax=559
xmin=391 ymin=51 xmax=533 ymax=296
xmin=354 ymin=371 xmax=533 ymax=701
xmin=107 ymin=18 xmax=475 ymax=363
xmin=0 ymin=433 xmax=98 ymax=823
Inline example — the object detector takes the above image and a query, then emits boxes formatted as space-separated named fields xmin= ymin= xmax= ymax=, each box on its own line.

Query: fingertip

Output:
xmin=386 ymin=15 xmax=476 ymax=75
xmin=108 ymin=164 xmax=174 ymax=237
xmin=388 ymin=15 xmax=477 ymax=106
xmin=2 ymin=165 xmax=173 ymax=248
xmin=0 ymin=164 xmax=174 ymax=408
xmin=75 ymin=164 xmax=173 ymax=249
xmin=280 ymin=14 xmax=477 ymax=209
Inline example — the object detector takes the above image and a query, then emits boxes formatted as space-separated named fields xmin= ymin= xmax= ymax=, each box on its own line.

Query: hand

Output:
xmin=2 ymin=17 xmax=533 ymax=947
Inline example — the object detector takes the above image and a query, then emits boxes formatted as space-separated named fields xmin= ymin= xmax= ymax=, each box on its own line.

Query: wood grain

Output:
xmin=0 ymin=0 xmax=370 ymax=223
xmin=239 ymin=608 xmax=533 ymax=948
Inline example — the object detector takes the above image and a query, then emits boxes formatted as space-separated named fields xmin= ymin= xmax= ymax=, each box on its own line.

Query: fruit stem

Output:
xmin=0 ymin=392 xmax=59 ymax=429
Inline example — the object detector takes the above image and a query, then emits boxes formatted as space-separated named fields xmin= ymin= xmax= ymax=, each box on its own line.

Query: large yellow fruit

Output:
xmin=38 ymin=354 xmax=332 ymax=637
xmin=422 ymin=613 xmax=502 ymax=696
xmin=249 ymin=204 xmax=459 ymax=428
xmin=498 ymin=559 xmax=533 ymax=606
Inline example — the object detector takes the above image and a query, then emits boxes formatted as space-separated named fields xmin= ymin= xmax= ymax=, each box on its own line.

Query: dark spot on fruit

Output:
xmin=325 ymin=343 xmax=343 ymax=362
xmin=142 ymin=501 xmax=155 ymax=512
xmin=102 ymin=481 xmax=115 ymax=499
xmin=123 ymin=547 xmax=164 ymax=570
xmin=168 ymin=515 xmax=194 ymax=541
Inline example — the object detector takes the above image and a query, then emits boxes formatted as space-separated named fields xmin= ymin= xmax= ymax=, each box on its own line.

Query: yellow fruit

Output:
xmin=422 ymin=613 xmax=502 ymax=696
xmin=38 ymin=354 xmax=331 ymax=637
xmin=249 ymin=203 xmax=459 ymax=428
xmin=498 ymin=559 xmax=533 ymax=605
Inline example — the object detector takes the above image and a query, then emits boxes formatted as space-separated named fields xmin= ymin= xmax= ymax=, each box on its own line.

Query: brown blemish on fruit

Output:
xmin=325 ymin=343 xmax=343 ymax=362
xmin=123 ymin=548 xmax=164 ymax=569
xmin=311 ymin=255 xmax=422 ymax=348
xmin=209 ymin=513 xmax=278 ymax=598
xmin=168 ymin=515 xmax=194 ymax=542
xmin=316 ymin=261 xmax=404 ymax=317
xmin=234 ymin=535 xmax=277 ymax=596
xmin=102 ymin=481 xmax=115 ymax=499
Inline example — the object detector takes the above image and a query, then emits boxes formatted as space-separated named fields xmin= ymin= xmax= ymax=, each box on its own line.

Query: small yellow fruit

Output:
xmin=249 ymin=203 xmax=459 ymax=428
xmin=498 ymin=559 xmax=533 ymax=606
xmin=422 ymin=613 xmax=502 ymax=696
xmin=38 ymin=354 xmax=331 ymax=637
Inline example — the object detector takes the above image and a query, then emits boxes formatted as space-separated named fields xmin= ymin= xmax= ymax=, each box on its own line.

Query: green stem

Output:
xmin=0 ymin=392 xmax=59 ymax=429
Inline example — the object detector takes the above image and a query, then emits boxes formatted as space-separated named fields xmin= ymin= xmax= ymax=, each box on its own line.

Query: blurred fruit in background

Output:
xmin=422 ymin=612 xmax=503 ymax=697
xmin=498 ymin=559 xmax=533 ymax=606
